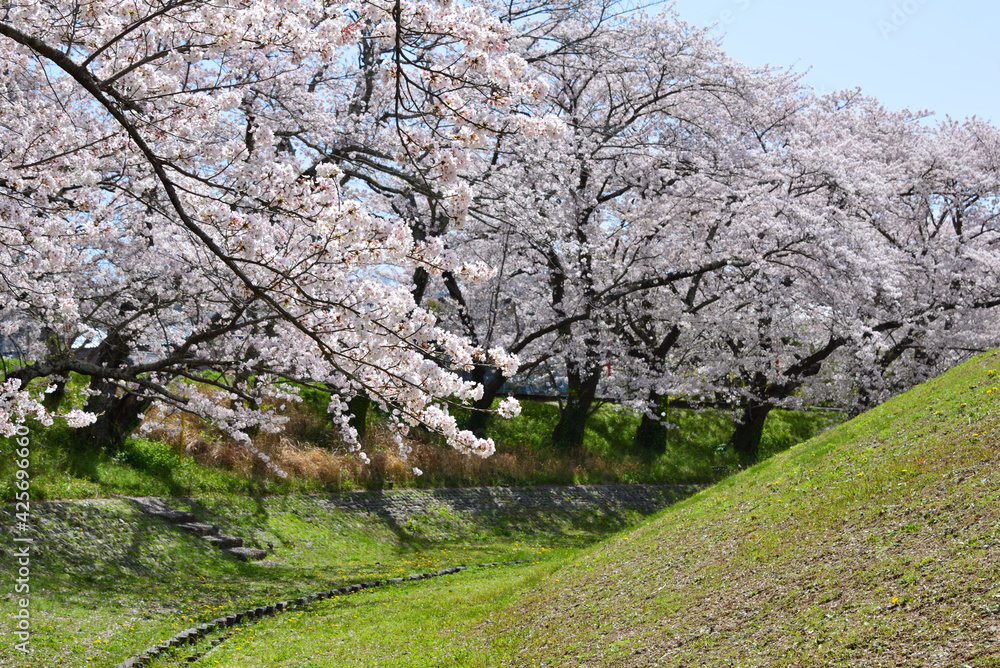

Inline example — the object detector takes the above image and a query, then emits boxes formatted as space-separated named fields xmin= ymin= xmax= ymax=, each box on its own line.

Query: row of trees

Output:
xmin=2 ymin=0 xmax=998 ymax=468
xmin=407 ymin=0 xmax=1000 ymax=463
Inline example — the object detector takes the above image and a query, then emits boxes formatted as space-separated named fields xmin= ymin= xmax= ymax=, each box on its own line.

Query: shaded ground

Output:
xmin=0 ymin=486 xmax=673 ymax=667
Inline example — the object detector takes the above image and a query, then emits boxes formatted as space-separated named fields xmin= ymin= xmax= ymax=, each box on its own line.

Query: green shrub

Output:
xmin=113 ymin=437 xmax=183 ymax=472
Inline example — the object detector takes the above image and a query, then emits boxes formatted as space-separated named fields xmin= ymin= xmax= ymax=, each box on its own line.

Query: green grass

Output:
xmin=148 ymin=563 xmax=550 ymax=668
xmin=5 ymin=351 xmax=993 ymax=667
xmin=490 ymin=350 xmax=1000 ymax=666
xmin=0 ymin=490 xmax=645 ymax=668
xmin=0 ymin=426 xmax=314 ymax=501
xmin=479 ymin=398 xmax=842 ymax=458
xmin=175 ymin=350 xmax=1000 ymax=667
xmin=478 ymin=399 xmax=844 ymax=484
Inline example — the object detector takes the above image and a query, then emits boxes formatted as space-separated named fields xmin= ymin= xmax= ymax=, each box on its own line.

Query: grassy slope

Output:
xmin=125 ymin=352 xmax=998 ymax=668
xmin=495 ymin=350 xmax=1000 ymax=667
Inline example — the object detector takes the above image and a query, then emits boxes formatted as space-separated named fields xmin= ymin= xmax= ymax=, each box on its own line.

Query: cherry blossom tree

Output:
xmin=430 ymin=0 xmax=1000 ymax=461
xmin=409 ymin=2 xmax=788 ymax=451
xmin=3 ymin=0 xmax=997 ymax=472
xmin=615 ymin=92 xmax=1000 ymax=464
xmin=0 ymin=0 xmax=535 ymax=461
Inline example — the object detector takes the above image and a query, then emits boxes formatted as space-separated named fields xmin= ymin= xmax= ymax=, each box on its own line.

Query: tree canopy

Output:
xmin=2 ymin=0 xmax=998 ymax=467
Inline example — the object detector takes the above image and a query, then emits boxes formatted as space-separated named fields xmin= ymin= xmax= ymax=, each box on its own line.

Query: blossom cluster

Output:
xmin=0 ymin=0 xmax=548 ymax=470
xmin=0 ymin=381 xmax=50 ymax=437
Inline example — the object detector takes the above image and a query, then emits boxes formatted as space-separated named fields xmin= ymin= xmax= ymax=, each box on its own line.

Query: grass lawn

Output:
xmin=491 ymin=349 xmax=1000 ymax=666
xmin=0 ymin=491 xmax=638 ymax=668
xmin=145 ymin=349 xmax=1000 ymax=667
xmin=146 ymin=562 xmax=549 ymax=668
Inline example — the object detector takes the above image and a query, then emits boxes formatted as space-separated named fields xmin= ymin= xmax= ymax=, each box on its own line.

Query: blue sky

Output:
xmin=667 ymin=0 xmax=1000 ymax=124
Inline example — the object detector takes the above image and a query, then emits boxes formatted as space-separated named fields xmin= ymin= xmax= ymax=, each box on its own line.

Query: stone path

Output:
xmin=129 ymin=497 xmax=267 ymax=561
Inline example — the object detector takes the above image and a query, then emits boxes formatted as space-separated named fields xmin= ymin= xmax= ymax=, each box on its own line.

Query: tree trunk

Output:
xmin=39 ymin=326 xmax=67 ymax=412
xmin=551 ymin=367 xmax=600 ymax=453
xmin=631 ymin=392 xmax=669 ymax=456
xmin=730 ymin=403 xmax=773 ymax=468
xmin=464 ymin=371 xmax=506 ymax=437
xmin=42 ymin=380 xmax=66 ymax=413
xmin=347 ymin=392 xmax=371 ymax=443
xmin=82 ymin=393 xmax=153 ymax=453
xmin=411 ymin=266 xmax=430 ymax=304
xmin=80 ymin=328 xmax=144 ymax=452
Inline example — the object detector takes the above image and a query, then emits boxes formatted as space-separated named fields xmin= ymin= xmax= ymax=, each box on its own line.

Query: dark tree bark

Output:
xmin=464 ymin=370 xmax=506 ymax=437
xmin=348 ymin=392 xmax=371 ymax=443
xmin=407 ymin=201 xmax=448 ymax=306
xmin=42 ymin=381 xmax=66 ymax=413
xmin=730 ymin=402 xmax=774 ymax=468
xmin=632 ymin=392 xmax=670 ymax=457
xmin=82 ymin=392 xmax=153 ymax=453
xmin=39 ymin=326 xmax=66 ymax=412
xmin=230 ymin=343 xmax=263 ymax=438
xmin=551 ymin=365 xmax=600 ymax=453
xmin=411 ymin=266 xmax=430 ymax=304
xmin=727 ymin=335 xmax=847 ymax=466
xmin=80 ymin=328 xmax=142 ymax=451
xmin=626 ymin=324 xmax=683 ymax=456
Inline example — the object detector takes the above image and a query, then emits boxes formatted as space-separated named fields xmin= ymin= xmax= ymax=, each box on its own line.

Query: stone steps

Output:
xmin=203 ymin=534 xmax=243 ymax=550
xmin=224 ymin=546 xmax=268 ymax=561
xmin=129 ymin=498 xmax=265 ymax=562
xmin=143 ymin=506 xmax=197 ymax=524
xmin=177 ymin=522 xmax=219 ymax=537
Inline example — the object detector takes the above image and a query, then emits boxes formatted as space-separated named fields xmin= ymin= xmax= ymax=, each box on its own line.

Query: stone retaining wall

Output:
xmin=309 ymin=483 xmax=699 ymax=521
xmin=0 ymin=484 xmax=700 ymax=572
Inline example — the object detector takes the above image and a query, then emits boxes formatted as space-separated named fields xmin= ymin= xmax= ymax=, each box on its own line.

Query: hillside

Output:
xmin=20 ymin=351 xmax=994 ymax=668
xmin=497 ymin=350 xmax=1000 ymax=666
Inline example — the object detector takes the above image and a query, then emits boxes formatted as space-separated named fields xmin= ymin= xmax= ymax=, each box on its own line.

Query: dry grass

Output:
xmin=119 ymin=380 xmax=841 ymax=494
xmin=137 ymin=395 xmax=649 ymax=492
